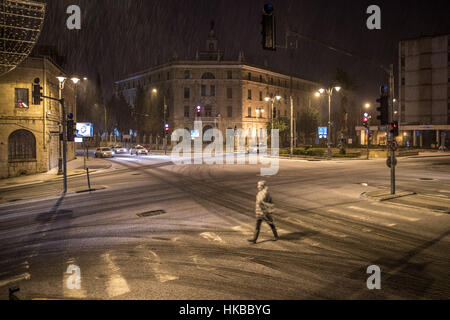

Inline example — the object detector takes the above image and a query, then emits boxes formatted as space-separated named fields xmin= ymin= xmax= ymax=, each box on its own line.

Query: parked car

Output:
xmin=95 ymin=147 xmax=114 ymax=158
xmin=248 ymin=143 xmax=267 ymax=154
xmin=130 ymin=145 xmax=148 ymax=155
xmin=110 ymin=145 xmax=128 ymax=154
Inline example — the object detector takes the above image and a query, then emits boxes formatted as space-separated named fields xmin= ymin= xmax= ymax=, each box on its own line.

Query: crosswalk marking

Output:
xmin=200 ymin=232 xmax=224 ymax=243
xmin=284 ymin=217 xmax=348 ymax=239
xmin=145 ymin=250 xmax=178 ymax=283
xmin=347 ymin=206 xmax=420 ymax=222
xmin=102 ymin=253 xmax=130 ymax=297
xmin=327 ymin=208 xmax=397 ymax=227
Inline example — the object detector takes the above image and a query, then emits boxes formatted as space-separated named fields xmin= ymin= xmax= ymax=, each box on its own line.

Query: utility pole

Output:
xmin=389 ymin=64 xmax=396 ymax=195
xmin=163 ymin=95 xmax=167 ymax=155
xmin=61 ymin=98 xmax=67 ymax=193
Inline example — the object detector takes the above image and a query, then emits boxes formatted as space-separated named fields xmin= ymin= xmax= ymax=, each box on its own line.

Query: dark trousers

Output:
xmin=253 ymin=213 xmax=278 ymax=241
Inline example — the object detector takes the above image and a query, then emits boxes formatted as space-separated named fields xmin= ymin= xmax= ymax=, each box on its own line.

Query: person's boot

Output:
xmin=248 ymin=229 xmax=259 ymax=244
xmin=271 ymin=226 xmax=279 ymax=241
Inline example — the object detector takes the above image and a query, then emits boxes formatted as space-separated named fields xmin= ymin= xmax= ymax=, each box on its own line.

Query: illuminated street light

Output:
xmin=71 ymin=77 xmax=80 ymax=84
xmin=315 ymin=86 xmax=341 ymax=160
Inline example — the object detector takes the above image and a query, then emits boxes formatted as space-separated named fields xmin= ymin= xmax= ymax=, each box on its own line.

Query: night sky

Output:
xmin=36 ymin=0 xmax=450 ymax=103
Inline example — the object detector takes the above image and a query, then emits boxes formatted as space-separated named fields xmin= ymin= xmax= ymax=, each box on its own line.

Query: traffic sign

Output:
xmin=390 ymin=141 xmax=398 ymax=152
xmin=386 ymin=156 xmax=397 ymax=168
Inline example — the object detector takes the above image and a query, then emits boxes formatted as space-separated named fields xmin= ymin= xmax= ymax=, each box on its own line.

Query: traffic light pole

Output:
xmin=42 ymin=94 xmax=68 ymax=193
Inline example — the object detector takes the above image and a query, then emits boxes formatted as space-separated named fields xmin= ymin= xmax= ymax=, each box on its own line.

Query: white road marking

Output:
xmin=101 ymin=253 xmax=130 ymax=297
xmin=200 ymin=232 xmax=224 ymax=243
xmin=285 ymin=217 xmax=348 ymax=238
xmin=348 ymin=206 xmax=420 ymax=222
xmin=0 ymin=273 xmax=30 ymax=287
xmin=191 ymin=255 xmax=215 ymax=271
xmin=232 ymin=226 xmax=253 ymax=236
xmin=327 ymin=209 xmax=397 ymax=227
xmin=145 ymin=250 xmax=178 ymax=283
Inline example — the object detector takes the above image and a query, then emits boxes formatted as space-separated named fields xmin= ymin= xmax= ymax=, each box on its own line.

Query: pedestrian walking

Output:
xmin=248 ymin=181 xmax=279 ymax=244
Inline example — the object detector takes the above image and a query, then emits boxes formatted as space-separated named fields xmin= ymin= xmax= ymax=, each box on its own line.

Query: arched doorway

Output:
xmin=8 ymin=129 xmax=36 ymax=161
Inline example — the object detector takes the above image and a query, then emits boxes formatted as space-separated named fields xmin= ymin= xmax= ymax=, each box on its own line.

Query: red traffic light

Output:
xmin=363 ymin=117 xmax=368 ymax=123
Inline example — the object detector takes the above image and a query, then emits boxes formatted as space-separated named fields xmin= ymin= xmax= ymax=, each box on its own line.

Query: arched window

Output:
xmin=201 ymin=72 xmax=215 ymax=80
xmin=8 ymin=129 xmax=36 ymax=161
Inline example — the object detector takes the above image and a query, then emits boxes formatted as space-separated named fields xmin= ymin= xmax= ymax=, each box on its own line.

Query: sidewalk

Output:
xmin=0 ymin=156 xmax=114 ymax=191
xmin=363 ymin=189 xmax=450 ymax=213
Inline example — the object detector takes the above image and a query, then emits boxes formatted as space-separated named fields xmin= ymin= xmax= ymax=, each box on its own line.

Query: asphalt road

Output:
xmin=0 ymin=153 xmax=449 ymax=300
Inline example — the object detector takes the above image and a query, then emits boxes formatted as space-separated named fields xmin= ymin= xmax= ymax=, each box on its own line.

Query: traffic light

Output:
xmin=390 ymin=121 xmax=399 ymax=137
xmin=32 ymin=77 xmax=43 ymax=105
xmin=363 ymin=113 xmax=369 ymax=128
xmin=164 ymin=123 xmax=169 ymax=133
xmin=196 ymin=106 xmax=201 ymax=115
xmin=261 ymin=3 xmax=276 ymax=51
xmin=376 ymin=85 xmax=389 ymax=125
xmin=67 ymin=119 xmax=75 ymax=142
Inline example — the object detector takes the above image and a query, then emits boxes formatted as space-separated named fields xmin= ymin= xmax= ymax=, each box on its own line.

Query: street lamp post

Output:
xmin=265 ymin=95 xmax=281 ymax=139
xmin=317 ymin=86 xmax=341 ymax=160
xmin=153 ymin=88 xmax=168 ymax=153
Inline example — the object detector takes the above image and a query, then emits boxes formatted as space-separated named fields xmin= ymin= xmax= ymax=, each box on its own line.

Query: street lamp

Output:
xmin=265 ymin=95 xmax=281 ymax=131
xmin=152 ymin=88 xmax=168 ymax=154
xmin=316 ymin=86 xmax=341 ymax=160
xmin=56 ymin=76 xmax=67 ymax=176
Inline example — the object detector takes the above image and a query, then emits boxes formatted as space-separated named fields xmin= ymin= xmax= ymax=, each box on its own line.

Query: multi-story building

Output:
xmin=114 ymin=26 xmax=320 ymax=145
xmin=0 ymin=56 xmax=76 ymax=178
xmin=398 ymin=34 xmax=450 ymax=148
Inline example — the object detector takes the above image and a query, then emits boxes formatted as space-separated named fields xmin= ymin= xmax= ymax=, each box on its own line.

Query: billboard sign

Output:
xmin=76 ymin=123 xmax=93 ymax=138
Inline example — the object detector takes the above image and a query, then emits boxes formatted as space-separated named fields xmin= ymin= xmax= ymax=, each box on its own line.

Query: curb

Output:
xmin=361 ymin=191 xmax=416 ymax=201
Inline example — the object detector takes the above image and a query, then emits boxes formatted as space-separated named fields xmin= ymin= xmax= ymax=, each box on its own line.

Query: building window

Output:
xmin=201 ymin=72 xmax=215 ymax=79
xmin=270 ymin=77 xmax=273 ymax=85
xmin=248 ymin=73 xmax=251 ymax=81
xmin=201 ymin=85 xmax=206 ymax=96
xmin=259 ymin=91 xmax=263 ymax=101
xmin=278 ymin=79 xmax=281 ymax=86
xmin=227 ymin=88 xmax=232 ymax=99
xmin=8 ymin=129 xmax=36 ymax=161
xmin=248 ymin=89 xmax=252 ymax=100
xmin=401 ymin=78 xmax=405 ymax=85
xmin=248 ymin=107 xmax=252 ymax=117
xmin=259 ymin=75 xmax=263 ymax=83
xmin=184 ymin=87 xmax=190 ymax=99
xmin=184 ymin=70 xmax=190 ymax=79
xmin=227 ymin=71 xmax=232 ymax=79
xmin=184 ymin=106 xmax=190 ymax=118
xmin=227 ymin=106 xmax=233 ymax=118
xmin=15 ymin=88 xmax=29 ymax=108
xmin=210 ymin=85 xmax=215 ymax=97
xmin=205 ymin=105 xmax=212 ymax=117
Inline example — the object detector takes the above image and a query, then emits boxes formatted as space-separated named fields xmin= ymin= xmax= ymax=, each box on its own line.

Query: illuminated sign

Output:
xmin=76 ymin=122 xmax=93 ymax=137
xmin=318 ymin=127 xmax=327 ymax=139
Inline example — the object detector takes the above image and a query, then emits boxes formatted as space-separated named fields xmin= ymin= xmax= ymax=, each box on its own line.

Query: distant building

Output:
xmin=113 ymin=24 xmax=320 ymax=145
xmin=0 ymin=56 xmax=76 ymax=178
xmin=356 ymin=34 xmax=449 ymax=148
xmin=398 ymin=34 xmax=449 ymax=148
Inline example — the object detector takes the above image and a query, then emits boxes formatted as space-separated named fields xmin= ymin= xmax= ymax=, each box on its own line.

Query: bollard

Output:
xmin=86 ymin=168 xmax=91 ymax=190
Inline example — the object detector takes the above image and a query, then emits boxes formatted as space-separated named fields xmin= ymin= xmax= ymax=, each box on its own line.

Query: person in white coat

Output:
xmin=248 ymin=181 xmax=279 ymax=244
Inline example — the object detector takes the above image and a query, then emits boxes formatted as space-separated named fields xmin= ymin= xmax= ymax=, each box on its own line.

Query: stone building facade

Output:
xmin=0 ymin=56 xmax=76 ymax=178
xmin=114 ymin=26 xmax=320 ymax=145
